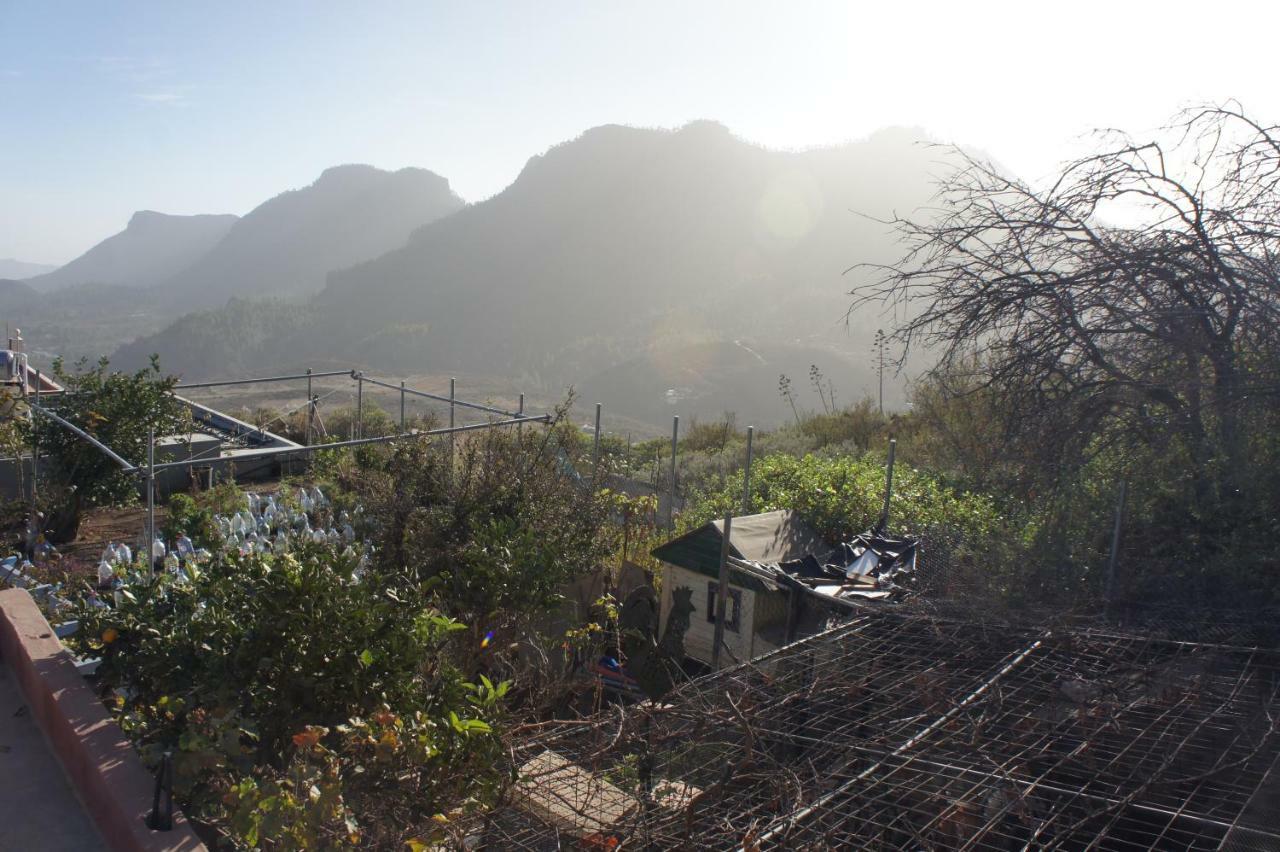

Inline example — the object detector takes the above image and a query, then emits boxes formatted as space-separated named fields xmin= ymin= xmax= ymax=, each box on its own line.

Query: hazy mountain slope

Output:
xmin=0 ymin=259 xmax=58 ymax=279
xmin=307 ymin=123 xmax=936 ymax=371
xmin=12 ymin=283 xmax=174 ymax=365
xmin=119 ymin=123 xmax=943 ymax=424
xmin=112 ymin=298 xmax=319 ymax=380
xmin=161 ymin=165 xmax=464 ymax=308
xmin=0 ymin=278 xmax=39 ymax=312
xmin=25 ymin=212 xmax=238 ymax=291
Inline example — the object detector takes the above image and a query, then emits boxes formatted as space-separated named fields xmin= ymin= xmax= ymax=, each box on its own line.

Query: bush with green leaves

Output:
xmin=350 ymin=425 xmax=615 ymax=634
xmin=684 ymin=450 xmax=1024 ymax=601
xmin=70 ymin=544 xmax=505 ymax=848
xmin=161 ymin=493 xmax=221 ymax=549
xmin=29 ymin=355 xmax=188 ymax=539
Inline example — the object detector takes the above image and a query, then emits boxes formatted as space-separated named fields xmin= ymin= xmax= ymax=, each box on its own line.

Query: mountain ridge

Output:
xmin=158 ymin=164 xmax=464 ymax=308
xmin=116 ymin=122 xmax=940 ymax=425
xmin=25 ymin=211 xmax=239 ymax=292
xmin=0 ymin=258 xmax=59 ymax=280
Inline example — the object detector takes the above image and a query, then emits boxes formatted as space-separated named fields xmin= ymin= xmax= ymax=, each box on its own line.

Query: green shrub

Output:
xmin=684 ymin=451 xmax=1025 ymax=601
xmin=797 ymin=398 xmax=886 ymax=451
xmin=70 ymin=545 xmax=505 ymax=848
xmin=162 ymin=493 xmax=220 ymax=549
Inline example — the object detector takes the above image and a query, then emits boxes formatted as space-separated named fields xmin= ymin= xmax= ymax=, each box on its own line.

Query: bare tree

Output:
xmin=856 ymin=104 xmax=1280 ymax=503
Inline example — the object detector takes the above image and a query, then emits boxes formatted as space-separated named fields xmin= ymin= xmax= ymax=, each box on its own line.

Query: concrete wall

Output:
xmin=1 ymin=433 xmax=226 ymax=501
xmin=0 ymin=589 xmax=205 ymax=851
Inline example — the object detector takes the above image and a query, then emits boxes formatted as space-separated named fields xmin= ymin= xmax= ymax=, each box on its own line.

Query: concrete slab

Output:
xmin=0 ymin=663 xmax=105 ymax=851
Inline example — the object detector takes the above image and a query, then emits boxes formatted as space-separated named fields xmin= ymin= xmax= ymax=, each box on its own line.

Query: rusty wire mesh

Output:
xmin=446 ymin=610 xmax=1280 ymax=850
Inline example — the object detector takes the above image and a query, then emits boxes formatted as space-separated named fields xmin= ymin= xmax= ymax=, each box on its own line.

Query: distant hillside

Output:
xmin=0 ymin=278 xmax=39 ymax=311
xmin=26 ymin=212 xmax=238 ymax=291
xmin=0 ymin=258 xmax=58 ymax=280
xmin=113 ymin=298 xmax=318 ymax=380
xmin=160 ymin=165 xmax=464 ymax=308
xmin=312 ymin=123 xmax=935 ymax=374
xmin=119 ymin=123 xmax=943 ymax=425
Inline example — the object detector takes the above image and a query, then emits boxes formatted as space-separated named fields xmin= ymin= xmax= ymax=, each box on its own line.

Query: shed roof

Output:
xmin=651 ymin=510 xmax=827 ymax=588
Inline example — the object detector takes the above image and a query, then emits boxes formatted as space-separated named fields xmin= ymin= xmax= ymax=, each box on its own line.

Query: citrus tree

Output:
xmin=30 ymin=355 xmax=187 ymax=538
xmin=71 ymin=544 xmax=506 ymax=848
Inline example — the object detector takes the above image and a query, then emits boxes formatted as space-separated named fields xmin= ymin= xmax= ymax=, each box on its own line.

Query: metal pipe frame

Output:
xmin=174 ymin=369 xmax=352 ymax=389
xmin=27 ymin=402 xmax=138 ymax=472
xmin=25 ymin=369 xmax=551 ymax=483
xmin=179 ymin=369 xmax=523 ymax=418
xmin=360 ymin=374 xmax=518 ymax=418
xmin=144 ymin=413 xmax=550 ymax=475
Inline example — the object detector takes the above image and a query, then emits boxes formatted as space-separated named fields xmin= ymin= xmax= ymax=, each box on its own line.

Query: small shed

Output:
xmin=652 ymin=510 xmax=827 ymax=667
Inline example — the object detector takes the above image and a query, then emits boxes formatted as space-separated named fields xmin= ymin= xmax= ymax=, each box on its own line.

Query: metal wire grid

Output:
xmin=457 ymin=612 xmax=1280 ymax=851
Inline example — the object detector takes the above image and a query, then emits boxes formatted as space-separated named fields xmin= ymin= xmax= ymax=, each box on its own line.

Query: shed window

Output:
xmin=706 ymin=582 xmax=742 ymax=633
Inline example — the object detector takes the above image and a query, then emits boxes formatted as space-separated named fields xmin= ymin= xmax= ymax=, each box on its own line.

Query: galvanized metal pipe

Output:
xmin=175 ymin=369 xmax=351 ymax=390
xmin=448 ymin=377 xmax=456 ymax=474
xmin=355 ymin=372 xmax=363 ymax=440
xmin=146 ymin=426 xmax=155 ymax=565
xmin=669 ymin=416 xmax=679 ymax=529
xmin=27 ymin=403 xmax=137 ymax=472
xmin=305 ymin=368 xmax=313 ymax=446
xmin=592 ymin=403 xmax=602 ymax=473
xmin=31 ymin=370 xmax=40 ymax=499
xmin=879 ymin=438 xmax=896 ymax=531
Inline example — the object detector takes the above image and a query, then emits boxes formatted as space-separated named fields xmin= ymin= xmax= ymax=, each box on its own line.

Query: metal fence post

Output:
xmin=146 ymin=426 xmax=155 ymax=569
xmin=31 ymin=370 xmax=40 ymax=501
xmin=305 ymin=368 xmax=312 ymax=445
xmin=742 ymin=426 xmax=754 ymax=513
xmin=147 ymin=751 xmax=174 ymax=830
xmin=878 ymin=438 xmax=896 ymax=532
xmin=307 ymin=395 xmax=317 ymax=447
xmin=669 ymin=416 xmax=679 ymax=529
xmin=355 ymin=372 xmax=364 ymax=440
xmin=449 ymin=377 xmax=456 ymax=474
xmin=593 ymin=403 xmax=602 ymax=474
xmin=711 ymin=511 xmax=734 ymax=670
xmin=400 ymin=380 xmax=406 ymax=432
xmin=517 ymin=393 xmax=525 ymax=442
xmin=1105 ymin=480 xmax=1127 ymax=620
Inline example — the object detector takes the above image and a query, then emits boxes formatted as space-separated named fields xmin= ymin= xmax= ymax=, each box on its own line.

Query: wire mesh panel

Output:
xmin=453 ymin=611 xmax=1280 ymax=851
xmin=776 ymin=633 xmax=1280 ymax=850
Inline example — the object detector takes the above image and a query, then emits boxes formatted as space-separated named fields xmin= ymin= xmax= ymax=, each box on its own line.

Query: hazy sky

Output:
xmin=3 ymin=0 xmax=1277 ymax=265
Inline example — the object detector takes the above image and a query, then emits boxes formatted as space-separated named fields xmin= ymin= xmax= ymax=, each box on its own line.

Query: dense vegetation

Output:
xmin=75 ymin=546 xmax=504 ymax=848
xmin=66 ymin=413 xmax=623 ymax=848
xmin=13 ymin=105 xmax=1280 ymax=850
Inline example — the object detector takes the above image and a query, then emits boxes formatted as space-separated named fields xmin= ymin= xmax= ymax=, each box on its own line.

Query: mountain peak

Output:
xmin=159 ymin=161 xmax=465 ymax=306
xmin=26 ymin=211 xmax=240 ymax=291
xmin=314 ymin=163 xmax=383 ymax=184
xmin=126 ymin=209 xmax=239 ymax=230
xmin=311 ymin=163 xmax=452 ymax=192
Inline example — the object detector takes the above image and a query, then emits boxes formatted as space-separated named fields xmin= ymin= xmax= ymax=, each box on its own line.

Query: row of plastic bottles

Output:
xmin=96 ymin=487 xmax=367 ymax=589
